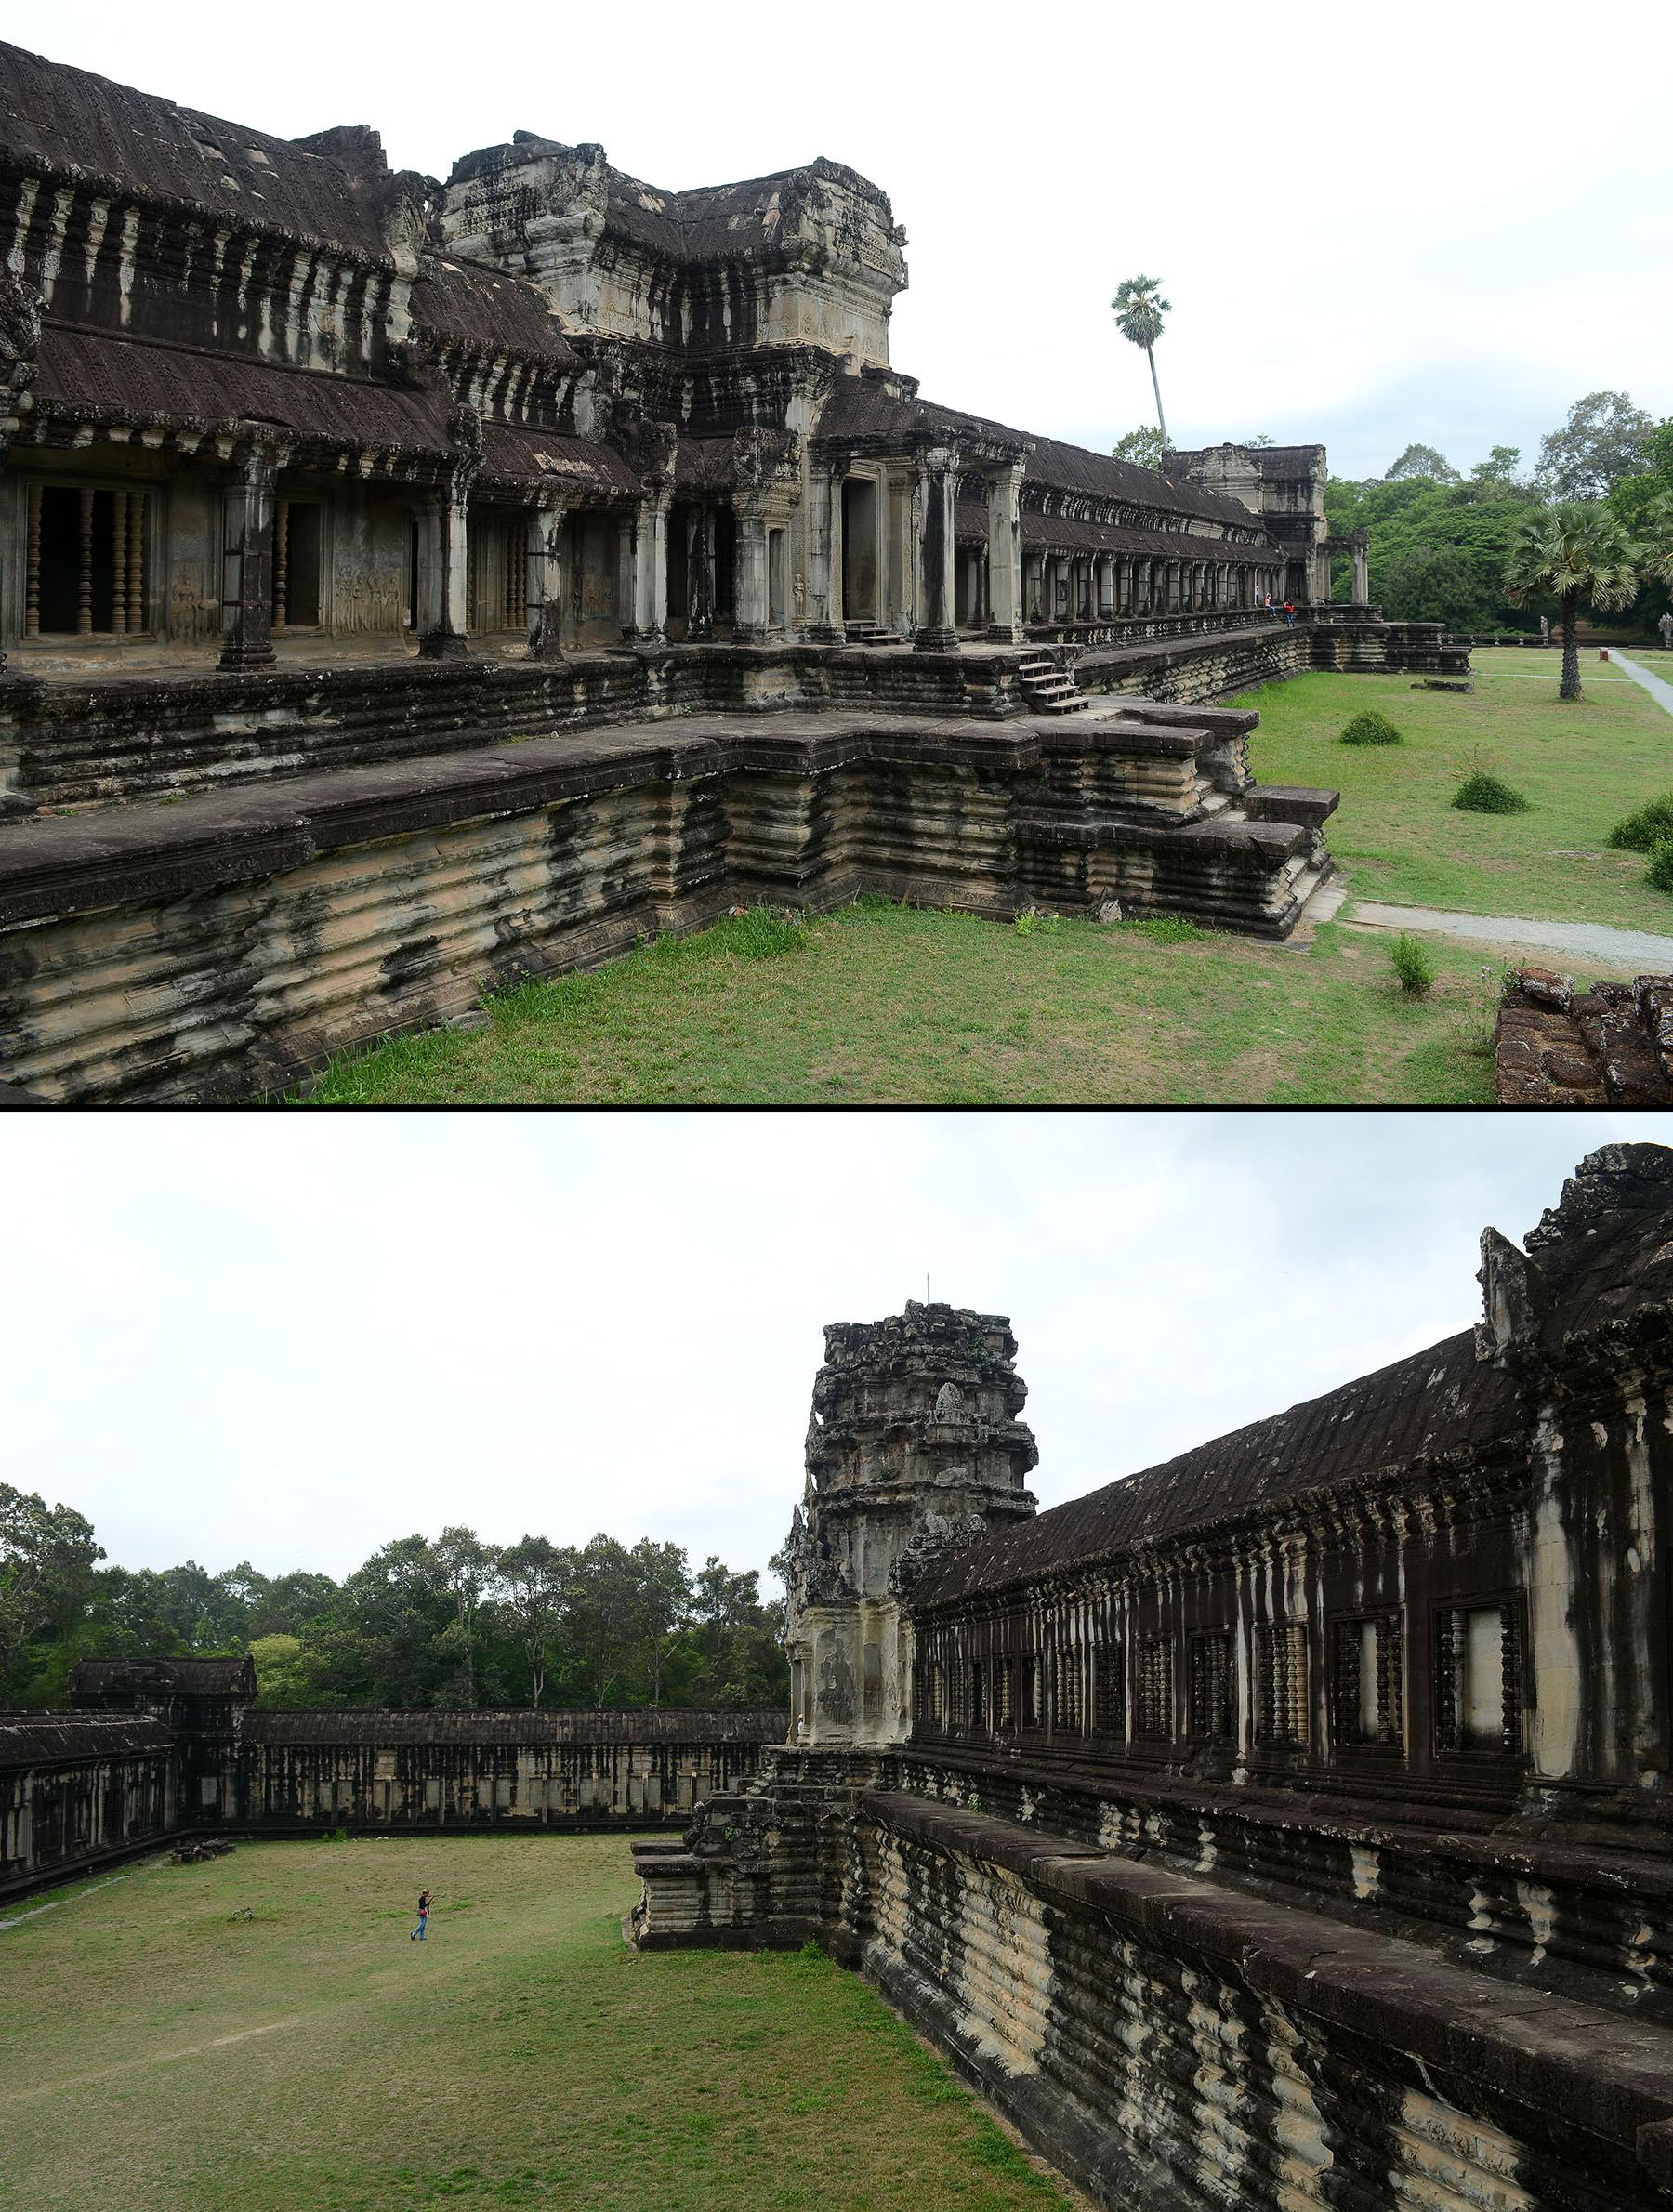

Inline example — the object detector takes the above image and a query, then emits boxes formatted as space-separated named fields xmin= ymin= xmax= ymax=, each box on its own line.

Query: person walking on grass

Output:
xmin=411 ymin=1888 xmax=431 ymax=1942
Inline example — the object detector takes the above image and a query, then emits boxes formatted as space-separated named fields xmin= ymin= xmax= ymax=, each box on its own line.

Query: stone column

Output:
xmin=828 ymin=467 xmax=846 ymax=632
xmin=1351 ymin=531 xmax=1369 ymax=605
xmin=913 ymin=452 xmax=958 ymax=652
xmin=985 ymin=463 xmax=1024 ymax=643
xmin=630 ymin=489 xmax=669 ymax=642
xmin=527 ymin=495 xmax=569 ymax=660
xmin=418 ymin=462 xmax=473 ymax=660
xmin=217 ymin=439 xmax=284 ymax=670
xmin=732 ymin=499 xmax=770 ymax=639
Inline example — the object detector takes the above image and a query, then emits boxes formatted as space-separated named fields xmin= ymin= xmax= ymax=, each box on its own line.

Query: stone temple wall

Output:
xmin=0 ymin=1692 xmax=785 ymax=1904
xmin=630 ymin=1147 xmax=1673 ymax=2212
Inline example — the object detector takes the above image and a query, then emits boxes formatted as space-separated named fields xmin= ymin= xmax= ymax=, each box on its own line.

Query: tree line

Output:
xmin=0 ymin=1483 xmax=788 ymax=1714
xmin=1325 ymin=393 xmax=1672 ymax=636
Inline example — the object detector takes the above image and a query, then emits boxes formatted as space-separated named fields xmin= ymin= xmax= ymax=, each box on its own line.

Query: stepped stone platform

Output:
xmin=0 ymin=688 xmax=1337 ymax=1102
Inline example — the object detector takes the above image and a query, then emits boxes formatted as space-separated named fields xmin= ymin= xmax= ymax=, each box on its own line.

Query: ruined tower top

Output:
xmin=805 ymin=1300 xmax=1038 ymax=1501
xmin=780 ymin=1302 xmax=1036 ymax=1747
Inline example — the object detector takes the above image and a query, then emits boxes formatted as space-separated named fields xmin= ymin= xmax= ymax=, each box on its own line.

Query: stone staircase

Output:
xmin=1016 ymin=653 xmax=1090 ymax=714
xmin=844 ymin=620 xmax=900 ymax=645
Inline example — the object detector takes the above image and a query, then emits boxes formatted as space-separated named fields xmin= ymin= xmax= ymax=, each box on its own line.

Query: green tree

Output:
xmin=629 ymin=1538 xmax=692 ymax=1707
xmin=431 ymin=1525 xmax=494 ymax=1705
xmin=1385 ymin=443 xmax=1459 ymax=484
xmin=0 ymin=1486 xmax=103 ymax=1701
xmin=493 ymin=1534 xmax=571 ymax=1709
xmin=563 ymin=1534 xmax=639 ymax=1708
xmin=1536 ymin=391 xmax=1654 ymax=499
xmin=1111 ymin=276 xmax=1171 ymax=448
xmin=1505 ymin=502 xmax=1641 ymax=700
xmin=1467 ymin=446 xmax=1528 ymax=498
xmin=1110 ymin=425 xmax=1164 ymax=470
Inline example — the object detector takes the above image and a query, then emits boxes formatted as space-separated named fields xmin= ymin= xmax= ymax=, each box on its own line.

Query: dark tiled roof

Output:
xmin=0 ymin=39 xmax=396 ymax=265
xmin=477 ymin=423 xmax=639 ymax=495
xmin=34 ymin=324 xmax=451 ymax=451
xmin=0 ymin=1712 xmax=175 ymax=1768
xmin=816 ymin=380 xmax=1266 ymax=533
xmin=1022 ymin=513 xmax=1273 ymax=561
xmin=70 ymin=1655 xmax=256 ymax=1694
xmin=914 ymin=1328 xmax=1522 ymax=1609
xmin=411 ymin=257 xmax=574 ymax=363
xmin=955 ymin=498 xmax=988 ymax=546
xmin=243 ymin=1707 xmax=787 ymax=1747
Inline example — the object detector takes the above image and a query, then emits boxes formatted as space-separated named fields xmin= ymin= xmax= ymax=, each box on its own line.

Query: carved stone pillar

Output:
xmin=630 ymin=489 xmax=669 ymax=642
xmin=914 ymin=452 xmax=958 ymax=652
xmin=1351 ymin=532 xmax=1369 ymax=605
xmin=418 ymin=462 xmax=474 ymax=660
xmin=527 ymin=495 xmax=569 ymax=660
xmin=732 ymin=498 xmax=770 ymax=640
xmin=218 ymin=438 xmax=284 ymax=671
xmin=826 ymin=467 xmax=845 ymax=633
xmin=986 ymin=463 xmax=1024 ymax=643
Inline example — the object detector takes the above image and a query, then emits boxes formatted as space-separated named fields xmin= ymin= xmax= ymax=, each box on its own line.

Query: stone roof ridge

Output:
xmin=0 ymin=38 xmax=409 ymax=269
xmin=909 ymin=1323 xmax=1520 ymax=1610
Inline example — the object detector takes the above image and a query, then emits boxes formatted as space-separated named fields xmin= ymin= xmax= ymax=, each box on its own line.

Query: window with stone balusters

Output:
xmin=969 ymin=1660 xmax=986 ymax=1730
xmin=1433 ymin=1600 xmax=1522 ymax=1755
xmin=1331 ymin=1613 xmax=1403 ymax=1750
xmin=1137 ymin=1634 xmax=1173 ymax=1739
xmin=997 ymin=1655 xmax=1015 ymax=1729
xmin=1188 ymin=1628 xmax=1235 ymax=1742
xmin=1254 ymin=1622 xmax=1309 ymax=1745
xmin=1021 ymin=1652 xmax=1042 ymax=1729
xmin=1050 ymin=1645 xmax=1082 ymax=1731
xmin=1092 ymin=1642 xmax=1124 ymax=1738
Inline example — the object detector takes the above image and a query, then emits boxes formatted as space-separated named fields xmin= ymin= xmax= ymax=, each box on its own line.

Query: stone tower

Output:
xmin=777 ymin=1302 xmax=1037 ymax=1746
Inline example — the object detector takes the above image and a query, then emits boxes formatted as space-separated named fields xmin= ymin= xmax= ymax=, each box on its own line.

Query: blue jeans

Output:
xmin=412 ymin=1916 xmax=428 ymax=1940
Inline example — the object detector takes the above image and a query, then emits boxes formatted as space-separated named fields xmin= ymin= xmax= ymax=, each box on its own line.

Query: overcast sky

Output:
xmin=19 ymin=1 xmax=1671 ymax=481
xmin=5 ymin=1113 xmax=1666 ymax=1591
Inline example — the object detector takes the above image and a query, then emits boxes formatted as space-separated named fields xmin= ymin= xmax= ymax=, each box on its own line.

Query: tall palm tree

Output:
xmin=1112 ymin=276 xmax=1171 ymax=451
xmin=1640 ymin=492 xmax=1673 ymax=616
xmin=1504 ymin=503 xmax=1640 ymax=701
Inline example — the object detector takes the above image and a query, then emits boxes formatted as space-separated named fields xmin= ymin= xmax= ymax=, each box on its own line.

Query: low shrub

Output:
xmin=1646 ymin=838 xmax=1673 ymax=895
xmin=1452 ymin=769 xmax=1530 ymax=814
xmin=1391 ymin=933 xmax=1436 ymax=996
xmin=1013 ymin=908 xmax=1064 ymax=938
xmin=1340 ymin=709 xmax=1403 ymax=746
xmin=1119 ymin=915 xmax=1203 ymax=944
xmin=1607 ymin=794 xmax=1673 ymax=851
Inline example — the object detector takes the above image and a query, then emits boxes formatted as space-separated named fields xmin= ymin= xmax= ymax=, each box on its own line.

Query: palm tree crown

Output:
xmin=1504 ymin=502 xmax=1640 ymax=701
xmin=1112 ymin=275 xmax=1172 ymax=450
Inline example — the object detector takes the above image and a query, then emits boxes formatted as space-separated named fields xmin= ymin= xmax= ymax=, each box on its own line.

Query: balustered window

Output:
xmin=1051 ymin=1645 xmax=1082 ymax=1731
xmin=1021 ymin=1653 xmax=1042 ymax=1729
xmin=1332 ymin=1613 xmax=1403 ymax=1749
xmin=26 ymin=481 xmax=151 ymax=638
xmin=997 ymin=1655 xmax=1015 ymax=1728
xmin=970 ymin=1661 xmax=986 ymax=1731
xmin=1138 ymin=1635 xmax=1173 ymax=1739
xmin=1092 ymin=1642 xmax=1124 ymax=1737
xmin=1189 ymin=1629 xmax=1235 ymax=1742
xmin=1434 ymin=1601 xmax=1522 ymax=1755
xmin=1254 ymin=1623 xmax=1309 ymax=1745
xmin=271 ymin=499 xmax=323 ymax=630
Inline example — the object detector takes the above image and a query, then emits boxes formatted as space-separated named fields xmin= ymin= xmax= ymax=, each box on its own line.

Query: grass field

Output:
xmin=1243 ymin=649 xmax=1673 ymax=930
xmin=0 ymin=1836 xmax=1071 ymax=2212
xmin=304 ymin=903 xmax=1502 ymax=1106
xmin=301 ymin=651 xmax=1673 ymax=1106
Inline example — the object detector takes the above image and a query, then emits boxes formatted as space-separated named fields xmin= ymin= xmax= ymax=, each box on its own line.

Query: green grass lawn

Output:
xmin=0 ymin=1836 xmax=1071 ymax=2211
xmin=303 ymin=902 xmax=1502 ymax=1106
xmin=300 ymin=652 xmax=1673 ymax=1106
xmin=1243 ymin=649 xmax=1673 ymax=930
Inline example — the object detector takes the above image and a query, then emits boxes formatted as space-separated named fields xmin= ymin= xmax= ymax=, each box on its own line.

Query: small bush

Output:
xmin=1391 ymin=934 xmax=1435 ymax=997
xmin=1607 ymin=794 xmax=1673 ymax=852
xmin=1013 ymin=908 xmax=1064 ymax=938
xmin=1452 ymin=769 xmax=1529 ymax=814
xmin=1119 ymin=915 xmax=1203 ymax=944
xmin=1340 ymin=709 xmax=1403 ymax=746
xmin=1646 ymin=838 xmax=1673 ymax=895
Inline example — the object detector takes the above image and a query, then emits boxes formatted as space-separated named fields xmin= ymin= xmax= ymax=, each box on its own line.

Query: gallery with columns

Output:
xmin=0 ymin=36 xmax=1328 ymax=679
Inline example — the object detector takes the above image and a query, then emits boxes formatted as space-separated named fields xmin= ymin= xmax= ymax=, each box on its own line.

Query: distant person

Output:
xmin=411 ymin=1889 xmax=431 ymax=1942
xmin=1263 ymin=594 xmax=1274 ymax=617
xmin=1659 ymin=611 xmax=1673 ymax=652
xmin=1284 ymin=599 xmax=1296 ymax=628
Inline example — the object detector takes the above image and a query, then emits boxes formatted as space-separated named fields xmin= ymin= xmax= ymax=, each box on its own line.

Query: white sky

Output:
xmin=14 ymin=0 xmax=1671 ymax=481
xmin=3 ymin=1113 xmax=1665 ymax=1590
